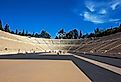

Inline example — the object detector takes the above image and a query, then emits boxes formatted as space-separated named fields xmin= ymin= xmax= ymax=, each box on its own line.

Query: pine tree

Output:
xmin=55 ymin=36 xmax=58 ymax=39
xmin=40 ymin=30 xmax=51 ymax=38
xmin=18 ymin=32 xmax=22 ymax=35
xmin=35 ymin=33 xmax=39 ymax=37
xmin=15 ymin=29 xmax=18 ymax=34
xmin=25 ymin=31 xmax=28 ymax=36
xmin=58 ymin=29 xmax=66 ymax=39
xmin=0 ymin=20 xmax=3 ymax=31
xmin=120 ymin=24 xmax=121 ymax=28
xmin=73 ymin=29 xmax=79 ymax=39
xmin=11 ymin=31 xmax=15 ymax=34
xmin=32 ymin=32 xmax=35 ymax=37
xmin=4 ymin=24 xmax=10 ymax=32
xmin=79 ymin=30 xmax=82 ymax=39
xmin=22 ymin=30 xmax=25 ymax=36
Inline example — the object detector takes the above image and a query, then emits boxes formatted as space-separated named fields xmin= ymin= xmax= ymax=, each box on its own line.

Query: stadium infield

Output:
xmin=0 ymin=59 xmax=91 ymax=82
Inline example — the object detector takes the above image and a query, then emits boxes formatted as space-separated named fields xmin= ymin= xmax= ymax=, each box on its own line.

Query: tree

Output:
xmin=55 ymin=36 xmax=58 ymax=39
xmin=10 ymin=31 xmax=15 ymax=34
xmin=118 ymin=24 xmax=121 ymax=32
xmin=4 ymin=24 xmax=10 ymax=32
xmin=65 ymin=29 xmax=79 ymax=39
xmin=79 ymin=30 xmax=82 ymax=39
xmin=82 ymin=33 xmax=89 ymax=38
xmin=32 ymin=32 xmax=35 ymax=37
xmin=88 ymin=33 xmax=95 ymax=38
xmin=120 ymin=24 xmax=121 ymax=28
xmin=22 ymin=29 xmax=25 ymax=36
xmin=94 ymin=28 xmax=102 ymax=37
xmin=34 ymin=33 xmax=39 ymax=37
xmin=25 ymin=31 xmax=28 ymax=36
xmin=15 ymin=29 xmax=18 ymax=34
xmin=27 ymin=33 xmax=32 ymax=37
xmin=40 ymin=30 xmax=51 ymax=38
xmin=73 ymin=29 xmax=79 ymax=39
xmin=18 ymin=32 xmax=22 ymax=35
xmin=57 ymin=29 xmax=66 ymax=39
xmin=94 ymin=28 xmax=100 ymax=34
xmin=66 ymin=31 xmax=73 ymax=39
xmin=0 ymin=20 xmax=3 ymax=31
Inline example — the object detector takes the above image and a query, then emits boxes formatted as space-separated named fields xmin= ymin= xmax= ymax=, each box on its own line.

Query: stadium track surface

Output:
xmin=0 ymin=53 xmax=121 ymax=82
xmin=75 ymin=53 xmax=121 ymax=68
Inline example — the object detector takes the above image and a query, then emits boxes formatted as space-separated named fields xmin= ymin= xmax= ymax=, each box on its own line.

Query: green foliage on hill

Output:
xmin=56 ymin=29 xmax=80 ymax=39
xmin=0 ymin=19 xmax=121 ymax=39
xmin=56 ymin=24 xmax=121 ymax=39
xmin=86 ymin=24 xmax=121 ymax=38
xmin=40 ymin=30 xmax=51 ymax=39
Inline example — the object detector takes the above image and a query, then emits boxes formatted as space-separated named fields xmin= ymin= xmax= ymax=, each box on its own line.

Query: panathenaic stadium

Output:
xmin=0 ymin=30 xmax=121 ymax=82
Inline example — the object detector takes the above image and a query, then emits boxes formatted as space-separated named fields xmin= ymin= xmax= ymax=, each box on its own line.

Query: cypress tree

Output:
xmin=4 ymin=24 xmax=10 ymax=32
xmin=25 ymin=31 xmax=28 ymax=36
xmin=15 ymin=29 xmax=18 ymax=34
xmin=0 ymin=20 xmax=3 ymax=31
xmin=22 ymin=29 xmax=25 ymax=36
xmin=79 ymin=30 xmax=82 ymax=39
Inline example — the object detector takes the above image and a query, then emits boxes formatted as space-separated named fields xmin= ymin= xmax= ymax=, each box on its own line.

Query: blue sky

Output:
xmin=0 ymin=0 xmax=121 ymax=38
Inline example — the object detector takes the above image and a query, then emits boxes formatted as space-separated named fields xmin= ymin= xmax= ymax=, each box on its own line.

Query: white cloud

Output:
xmin=80 ymin=13 xmax=83 ymax=16
xmin=110 ymin=0 xmax=121 ymax=10
xmin=98 ymin=9 xmax=107 ymax=15
xmin=83 ymin=12 xmax=104 ymax=24
xmin=111 ymin=2 xmax=120 ymax=10
xmin=109 ymin=19 xmax=120 ymax=22
xmin=80 ymin=0 xmax=121 ymax=24
xmin=85 ymin=1 xmax=95 ymax=12
xmin=81 ymin=12 xmax=120 ymax=24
